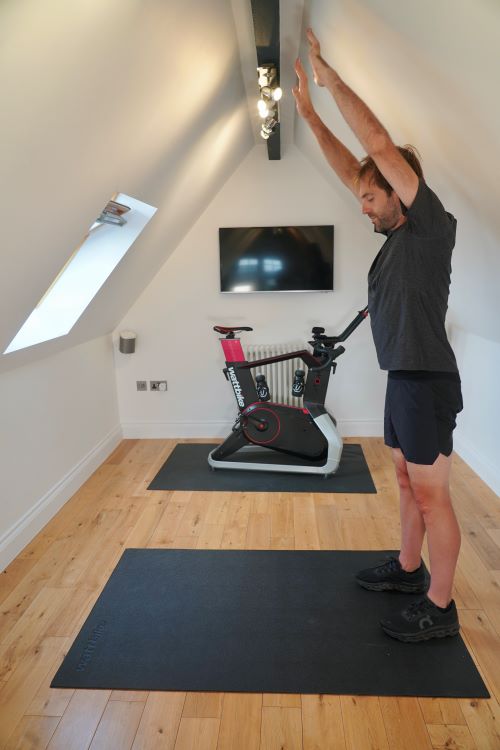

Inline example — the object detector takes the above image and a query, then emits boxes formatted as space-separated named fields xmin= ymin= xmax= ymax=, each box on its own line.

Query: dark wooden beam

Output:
xmin=250 ymin=0 xmax=280 ymax=160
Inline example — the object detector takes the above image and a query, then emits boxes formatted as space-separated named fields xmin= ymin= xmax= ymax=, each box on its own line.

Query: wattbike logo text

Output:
xmin=75 ymin=621 xmax=107 ymax=671
xmin=228 ymin=367 xmax=245 ymax=408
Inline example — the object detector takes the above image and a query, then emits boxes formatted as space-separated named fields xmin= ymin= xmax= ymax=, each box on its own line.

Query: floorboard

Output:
xmin=0 ymin=437 xmax=499 ymax=749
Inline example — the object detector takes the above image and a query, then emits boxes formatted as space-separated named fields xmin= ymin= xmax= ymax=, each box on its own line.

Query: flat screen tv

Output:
xmin=219 ymin=225 xmax=334 ymax=293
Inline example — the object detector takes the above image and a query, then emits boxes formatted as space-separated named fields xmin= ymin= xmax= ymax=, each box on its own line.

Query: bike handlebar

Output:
xmin=308 ymin=306 xmax=368 ymax=372
xmin=310 ymin=306 xmax=369 ymax=346
xmin=335 ymin=306 xmax=369 ymax=342
xmin=309 ymin=345 xmax=346 ymax=372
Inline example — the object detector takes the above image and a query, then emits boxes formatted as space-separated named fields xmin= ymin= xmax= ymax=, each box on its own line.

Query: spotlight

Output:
xmin=256 ymin=64 xmax=281 ymax=139
xmin=257 ymin=99 xmax=270 ymax=118
xmin=262 ymin=117 xmax=277 ymax=134
xmin=258 ymin=69 xmax=269 ymax=87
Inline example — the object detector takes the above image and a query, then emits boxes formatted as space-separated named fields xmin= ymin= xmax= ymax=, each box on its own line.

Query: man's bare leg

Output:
xmin=391 ymin=448 xmax=426 ymax=571
xmin=405 ymin=453 xmax=461 ymax=607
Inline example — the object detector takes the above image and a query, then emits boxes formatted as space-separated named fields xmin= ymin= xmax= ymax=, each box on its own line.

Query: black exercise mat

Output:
xmin=52 ymin=549 xmax=488 ymax=697
xmin=147 ymin=443 xmax=376 ymax=493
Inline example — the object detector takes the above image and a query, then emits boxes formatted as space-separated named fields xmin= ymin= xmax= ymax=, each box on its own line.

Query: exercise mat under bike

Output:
xmin=148 ymin=443 xmax=377 ymax=493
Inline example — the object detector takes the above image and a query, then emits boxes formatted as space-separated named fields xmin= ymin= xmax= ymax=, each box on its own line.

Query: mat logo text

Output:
xmin=76 ymin=620 xmax=107 ymax=672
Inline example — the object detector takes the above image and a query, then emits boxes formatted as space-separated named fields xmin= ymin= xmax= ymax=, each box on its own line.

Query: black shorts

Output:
xmin=384 ymin=371 xmax=463 ymax=465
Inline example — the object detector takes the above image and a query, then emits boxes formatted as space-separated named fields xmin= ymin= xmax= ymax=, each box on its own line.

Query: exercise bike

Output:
xmin=209 ymin=306 xmax=368 ymax=476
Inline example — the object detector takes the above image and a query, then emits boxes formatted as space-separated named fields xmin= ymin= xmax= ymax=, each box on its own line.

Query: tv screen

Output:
xmin=219 ymin=225 xmax=334 ymax=293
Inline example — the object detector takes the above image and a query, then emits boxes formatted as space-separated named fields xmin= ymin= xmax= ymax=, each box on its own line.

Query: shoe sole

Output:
xmin=381 ymin=624 xmax=460 ymax=642
xmin=356 ymin=579 xmax=428 ymax=593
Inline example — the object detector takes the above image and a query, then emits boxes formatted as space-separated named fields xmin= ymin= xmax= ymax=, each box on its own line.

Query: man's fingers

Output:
xmin=306 ymin=27 xmax=320 ymax=51
xmin=294 ymin=58 xmax=309 ymax=85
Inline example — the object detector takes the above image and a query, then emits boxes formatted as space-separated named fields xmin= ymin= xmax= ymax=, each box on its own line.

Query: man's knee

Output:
xmin=406 ymin=452 xmax=453 ymax=513
xmin=409 ymin=479 xmax=451 ymax=516
xmin=391 ymin=448 xmax=412 ymax=490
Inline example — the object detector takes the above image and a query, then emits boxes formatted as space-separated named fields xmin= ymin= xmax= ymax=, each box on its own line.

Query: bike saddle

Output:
xmin=213 ymin=325 xmax=253 ymax=338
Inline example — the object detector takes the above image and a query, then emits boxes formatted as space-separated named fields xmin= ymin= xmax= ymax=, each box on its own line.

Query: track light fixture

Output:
xmin=257 ymin=64 xmax=281 ymax=140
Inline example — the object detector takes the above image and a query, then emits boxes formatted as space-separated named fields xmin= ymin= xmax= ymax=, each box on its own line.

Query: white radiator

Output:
xmin=245 ymin=341 xmax=308 ymax=406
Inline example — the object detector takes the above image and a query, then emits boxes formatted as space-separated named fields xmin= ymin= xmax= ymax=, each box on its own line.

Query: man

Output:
xmin=293 ymin=29 xmax=463 ymax=642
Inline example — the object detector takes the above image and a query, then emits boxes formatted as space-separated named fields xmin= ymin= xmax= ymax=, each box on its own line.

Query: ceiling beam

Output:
xmin=250 ymin=0 xmax=280 ymax=160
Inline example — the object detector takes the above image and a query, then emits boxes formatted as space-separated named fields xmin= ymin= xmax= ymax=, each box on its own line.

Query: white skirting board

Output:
xmin=3 ymin=422 xmax=495 ymax=574
xmin=0 ymin=425 xmax=123 ymax=572
xmin=121 ymin=421 xmax=499 ymax=498
xmin=120 ymin=419 xmax=384 ymax=439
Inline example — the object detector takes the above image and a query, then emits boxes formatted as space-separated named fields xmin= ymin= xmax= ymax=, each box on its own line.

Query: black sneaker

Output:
xmin=380 ymin=596 xmax=460 ymax=642
xmin=355 ymin=555 xmax=428 ymax=593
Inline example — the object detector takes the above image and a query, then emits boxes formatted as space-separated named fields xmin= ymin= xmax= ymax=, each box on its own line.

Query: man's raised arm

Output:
xmin=303 ymin=28 xmax=419 ymax=209
xmin=292 ymin=58 xmax=360 ymax=198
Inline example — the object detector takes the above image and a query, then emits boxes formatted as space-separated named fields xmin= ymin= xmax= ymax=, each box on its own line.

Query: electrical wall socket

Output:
xmin=136 ymin=381 xmax=147 ymax=391
xmin=150 ymin=380 xmax=167 ymax=391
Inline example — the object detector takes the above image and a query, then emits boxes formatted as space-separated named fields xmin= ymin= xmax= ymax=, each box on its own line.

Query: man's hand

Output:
xmin=306 ymin=28 xmax=332 ymax=87
xmin=292 ymin=58 xmax=316 ymax=120
xmin=292 ymin=37 xmax=361 ymax=197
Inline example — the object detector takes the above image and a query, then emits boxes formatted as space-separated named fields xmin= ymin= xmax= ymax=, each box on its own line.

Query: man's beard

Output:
xmin=372 ymin=205 xmax=401 ymax=234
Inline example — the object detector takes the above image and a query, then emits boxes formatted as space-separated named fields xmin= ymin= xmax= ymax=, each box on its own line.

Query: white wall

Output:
xmin=447 ymin=188 xmax=500 ymax=496
xmin=115 ymin=144 xmax=387 ymax=438
xmin=0 ymin=336 xmax=121 ymax=571
xmin=451 ymin=327 xmax=500 ymax=496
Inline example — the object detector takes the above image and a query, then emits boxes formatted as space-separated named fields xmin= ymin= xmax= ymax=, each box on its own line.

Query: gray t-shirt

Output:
xmin=367 ymin=178 xmax=458 ymax=372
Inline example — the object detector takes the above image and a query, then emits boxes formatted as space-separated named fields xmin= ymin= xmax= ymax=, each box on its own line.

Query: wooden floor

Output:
xmin=1 ymin=437 xmax=500 ymax=749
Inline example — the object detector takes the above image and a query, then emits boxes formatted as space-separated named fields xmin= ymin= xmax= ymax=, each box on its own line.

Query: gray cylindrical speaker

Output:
xmin=119 ymin=330 xmax=137 ymax=354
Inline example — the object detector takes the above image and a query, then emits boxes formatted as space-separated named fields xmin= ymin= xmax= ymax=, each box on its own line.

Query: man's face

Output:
xmin=358 ymin=176 xmax=403 ymax=234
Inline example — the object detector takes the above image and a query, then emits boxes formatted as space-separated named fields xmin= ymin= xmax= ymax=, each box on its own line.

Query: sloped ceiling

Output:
xmin=295 ymin=0 xmax=500 ymax=342
xmin=0 ymin=0 xmax=254 ymax=373
xmin=1 ymin=0 xmax=499 ymax=374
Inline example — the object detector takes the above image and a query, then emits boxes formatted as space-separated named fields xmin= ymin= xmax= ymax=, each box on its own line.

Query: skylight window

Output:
xmin=4 ymin=193 xmax=156 ymax=354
